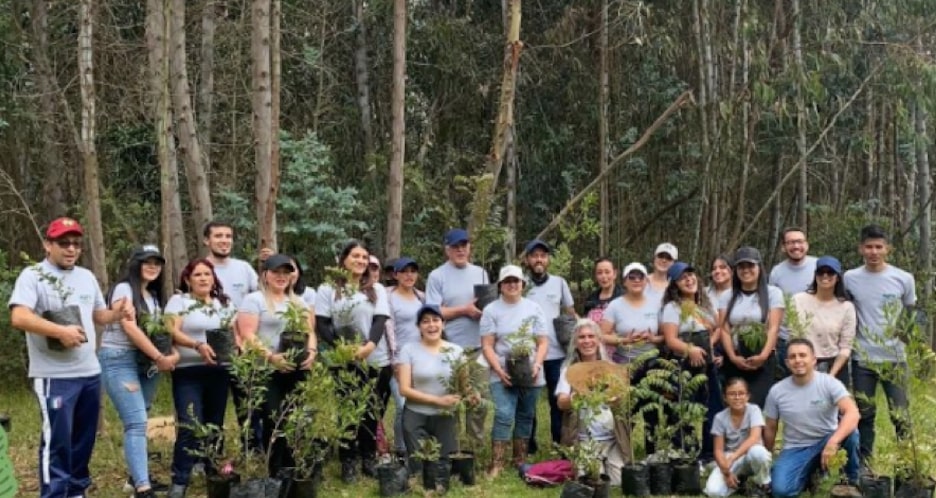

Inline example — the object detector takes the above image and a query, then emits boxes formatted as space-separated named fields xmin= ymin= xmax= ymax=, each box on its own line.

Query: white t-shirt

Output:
xmin=555 ymin=366 xmax=615 ymax=441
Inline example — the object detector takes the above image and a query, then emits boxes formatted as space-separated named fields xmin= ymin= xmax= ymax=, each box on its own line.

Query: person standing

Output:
xmin=388 ymin=257 xmax=426 ymax=459
xmin=522 ymin=239 xmax=575 ymax=452
xmin=425 ymin=228 xmax=490 ymax=451
xmin=769 ymin=227 xmax=817 ymax=374
xmin=202 ymin=221 xmax=263 ymax=451
xmin=9 ymin=217 xmax=134 ymax=498
xmin=582 ymin=258 xmax=623 ymax=323
xmin=764 ymin=338 xmax=861 ymax=498
xmin=843 ymin=224 xmax=914 ymax=463
xmin=645 ymin=243 xmax=677 ymax=305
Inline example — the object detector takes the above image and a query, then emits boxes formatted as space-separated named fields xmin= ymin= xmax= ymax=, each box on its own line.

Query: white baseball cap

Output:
xmin=622 ymin=262 xmax=649 ymax=278
xmin=497 ymin=264 xmax=525 ymax=284
xmin=655 ymin=242 xmax=678 ymax=259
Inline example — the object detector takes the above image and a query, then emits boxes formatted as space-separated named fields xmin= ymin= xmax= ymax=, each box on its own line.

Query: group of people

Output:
xmin=8 ymin=218 xmax=916 ymax=498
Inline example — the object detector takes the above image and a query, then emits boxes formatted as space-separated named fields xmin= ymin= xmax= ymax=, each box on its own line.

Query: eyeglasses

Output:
xmin=784 ymin=239 xmax=807 ymax=245
xmin=54 ymin=240 xmax=83 ymax=249
xmin=725 ymin=392 xmax=748 ymax=398
xmin=626 ymin=273 xmax=645 ymax=281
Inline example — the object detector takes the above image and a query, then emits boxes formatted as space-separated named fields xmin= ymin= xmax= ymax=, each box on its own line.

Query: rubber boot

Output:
xmin=487 ymin=441 xmax=510 ymax=479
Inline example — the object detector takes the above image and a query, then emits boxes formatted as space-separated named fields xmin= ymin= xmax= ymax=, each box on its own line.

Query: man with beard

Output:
xmin=10 ymin=217 xmax=134 ymax=498
xmin=764 ymin=338 xmax=861 ymax=498
xmin=522 ymin=240 xmax=575 ymax=454
xmin=769 ymin=227 xmax=817 ymax=375
xmin=202 ymin=221 xmax=262 ymax=452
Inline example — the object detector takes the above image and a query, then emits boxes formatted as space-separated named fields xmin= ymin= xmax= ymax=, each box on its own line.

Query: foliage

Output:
xmin=278 ymin=300 xmax=311 ymax=334
xmin=138 ymin=312 xmax=174 ymax=337
xmin=411 ymin=436 xmax=442 ymax=462
xmin=319 ymin=338 xmax=360 ymax=366
xmin=557 ymin=438 xmax=604 ymax=481
xmin=28 ymin=261 xmax=73 ymax=304
xmin=608 ymin=348 xmax=660 ymax=462
xmin=228 ymin=342 xmax=276 ymax=478
xmin=439 ymin=346 xmax=488 ymax=417
xmin=0 ymin=250 xmax=26 ymax=381
xmin=783 ymin=294 xmax=813 ymax=341
xmin=734 ymin=322 xmax=767 ymax=354
xmin=505 ymin=317 xmax=538 ymax=358
xmin=639 ymin=356 xmax=708 ymax=461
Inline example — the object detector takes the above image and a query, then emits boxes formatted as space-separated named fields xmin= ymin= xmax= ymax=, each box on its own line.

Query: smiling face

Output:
xmin=525 ymin=248 xmax=549 ymax=276
xmin=575 ymin=325 xmax=600 ymax=360
xmin=710 ymin=258 xmax=732 ymax=287
xmin=186 ymin=263 xmax=216 ymax=298
xmin=418 ymin=313 xmax=444 ymax=342
xmin=594 ymin=260 xmax=616 ymax=291
xmin=204 ymin=225 xmax=234 ymax=258
xmin=342 ymin=246 xmax=370 ymax=278
xmin=395 ymin=265 xmax=419 ymax=289
xmin=445 ymin=241 xmax=471 ymax=267
xmin=736 ymin=261 xmax=760 ymax=288
xmin=653 ymin=252 xmax=675 ymax=274
xmin=782 ymin=230 xmax=809 ymax=262
xmin=264 ymin=266 xmax=293 ymax=293
xmin=624 ymin=271 xmax=646 ymax=294
xmin=815 ymin=266 xmax=839 ymax=292
xmin=675 ymin=271 xmax=698 ymax=296
xmin=786 ymin=342 xmax=817 ymax=378
xmin=43 ymin=237 xmax=83 ymax=270
xmin=499 ymin=277 xmax=524 ymax=300
xmin=723 ymin=380 xmax=751 ymax=412
xmin=859 ymin=237 xmax=889 ymax=268
xmin=140 ymin=257 xmax=164 ymax=283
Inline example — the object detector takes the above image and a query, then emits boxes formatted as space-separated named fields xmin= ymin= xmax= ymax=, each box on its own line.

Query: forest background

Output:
xmin=0 ymin=0 xmax=934 ymax=382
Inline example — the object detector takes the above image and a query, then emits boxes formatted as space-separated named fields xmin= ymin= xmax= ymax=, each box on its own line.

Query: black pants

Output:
xmin=263 ymin=370 xmax=308 ymax=477
xmin=231 ymin=362 xmax=265 ymax=452
xmin=723 ymin=352 xmax=777 ymax=409
xmin=337 ymin=364 xmax=392 ymax=463
xmin=851 ymin=360 xmax=909 ymax=461
xmin=402 ymin=406 xmax=458 ymax=458
xmin=529 ymin=357 xmax=564 ymax=452
xmin=816 ymin=357 xmax=851 ymax=387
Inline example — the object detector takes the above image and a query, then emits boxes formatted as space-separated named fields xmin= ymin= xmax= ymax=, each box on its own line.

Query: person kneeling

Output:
xmin=764 ymin=338 xmax=861 ymax=497
xmin=704 ymin=378 xmax=771 ymax=497
xmin=555 ymin=319 xmax=630 ymax=486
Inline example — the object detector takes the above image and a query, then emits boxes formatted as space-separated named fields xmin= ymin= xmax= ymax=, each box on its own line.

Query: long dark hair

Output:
xmin=724 ymin=260 xmax=769 ymax=325
xmin=286 ymin=254 xmax=306 ymax=295
xmin=107 ymin=253 xmax=166 ymax=322
xmin=806 ymin=273 xmax=848 ymax=301
xmin=662 ymin=269 xmax=714 ymax=315
xmin=178 ymin=258 xmax=230 ymax=307
xmin=336 ymin=240 xmax=377 ymax=304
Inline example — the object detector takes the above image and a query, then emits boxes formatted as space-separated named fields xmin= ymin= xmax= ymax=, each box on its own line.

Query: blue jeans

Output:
xmin=490 ymin=382 xmax=542 ymax=441
xmin=389 ymin=376 xmax=407 ymax=454
xmin=31 ymin=375 xmax=101 ymax=498
xmin=771 ymin=431 xmax=860 ymax=498
xmin=171 ymin=365 xmax=230 ymax=485
xmin=100 ymin=348 xmax=159 ymax=489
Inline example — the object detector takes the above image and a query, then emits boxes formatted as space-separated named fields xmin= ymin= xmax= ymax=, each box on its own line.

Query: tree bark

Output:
xmin=504 ymin=125 xmax=517 ymax=260
xmin=78 ymin=0 xmax=108 ymax=286
xmin=385 ymin=0 xmax=407 ymax=260
xmin=792 ymin=0 xmax=807 ymax=229
xmin=197 ymin=0 xmax=217 ymax=172
xmin=169 ymin=0 xmax=213 ymax=234
xmin=598 ymin=0 xmax=610 ymax=256
xmin=148 ymin=0 xmax=187 ymax=293
xmin=353 ymin=0 xmax=375 ymax=163
xmin=467 ymin=0 xmax=522 ymax=238
xmin=30 ymin=0 xmax=66 ymax=218
xmin=252 ymin=0 xmax=279 ymax=252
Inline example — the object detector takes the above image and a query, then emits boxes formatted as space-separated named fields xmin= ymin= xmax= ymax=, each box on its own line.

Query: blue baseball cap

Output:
xmin=815 ymin=256 xmax=843 ymax=276
xmin=393 ymin=257 xmax=418 ymax=273
xmin=417 ymin=304 xmax=444 ymax=322
xmin=443 ymin=228 xmax=470 ymax=246
xmin=667 ymin=261 xmax=695 ymax=281
xmin=524 ymin=239 xmax=551 ymax=254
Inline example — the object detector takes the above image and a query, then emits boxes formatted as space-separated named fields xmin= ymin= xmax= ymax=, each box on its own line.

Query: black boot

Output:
xmin=134 ymin=489 xmax=156 ymax=498
xmin=341 ymin=459 xmax=359 ymax=484
xmin=362 ymin=457 xmax=378 ymax=478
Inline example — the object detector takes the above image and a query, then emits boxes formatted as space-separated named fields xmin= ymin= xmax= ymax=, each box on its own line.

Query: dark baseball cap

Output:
xmin=393 ymin=257 xmax=419 ymax=272
xmin=667 ymin=261 xmax=695 ymax=282
xmin=443 ymin=228 xmax=470 ymax=246
xmin=131 ymin=244 xmax=166 ymax=264
xmin=524 ymin=239 xmax=551 ymax=254
xmin=815 ymin=255 xmax=843 ymax=276
xmin=262 ymin=254 xmax=296 ymax=272
xmin=417 ymin=304 xmax=444 ymax=322
xmin=734 ymin=246 xmax=763 ymax=265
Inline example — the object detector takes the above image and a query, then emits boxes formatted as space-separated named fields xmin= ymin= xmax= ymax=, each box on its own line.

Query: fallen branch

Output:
xmin=534 ymin=90 xmax=694 ymax=241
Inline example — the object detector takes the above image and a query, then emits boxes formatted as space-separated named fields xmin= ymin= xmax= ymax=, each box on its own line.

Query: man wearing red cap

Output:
xmin=9 ymin=217 xmax=134 ymax=498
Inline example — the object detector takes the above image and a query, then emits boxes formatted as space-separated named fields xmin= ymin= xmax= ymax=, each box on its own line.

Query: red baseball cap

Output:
xmin=46 ymin=217 xmax=84 ymax=239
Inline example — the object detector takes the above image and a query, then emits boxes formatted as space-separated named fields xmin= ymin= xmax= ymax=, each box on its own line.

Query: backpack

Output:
xmin=520 ymin=459 xmax=575 ymax=487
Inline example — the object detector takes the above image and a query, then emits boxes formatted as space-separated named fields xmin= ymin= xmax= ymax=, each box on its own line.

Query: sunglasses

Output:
xmin=626 ymin=273 xmax=645 ymax=281
xmin=54 ymin=240 xmax=83 ymax=249
xmin=816 ymin=269 xmax=838 ymax=277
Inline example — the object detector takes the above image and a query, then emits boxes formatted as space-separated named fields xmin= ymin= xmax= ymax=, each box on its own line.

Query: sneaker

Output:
xmin=123 ymin=477 xmax=169 ymax=493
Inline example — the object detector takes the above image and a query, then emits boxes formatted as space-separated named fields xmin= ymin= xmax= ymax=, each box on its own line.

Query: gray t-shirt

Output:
xmin=764 ymin=373 xmax=849 ymax=448
xmin=769 ymin=257 xmax=818 ymax=340
xmin=239 ymin=291 xmax=308 ymax=348
xmin=389 ymin=291 xmax=423 ymax=361
xmin=711 ymin=403 xmax=765 ymax=452
xmin=425 ymin=261 xmax=490 ymax=349
xmin=301 ymin=288 xmax=316 ymax=309
xmin=720 ymin=287 xmax=785 ymax=349
xmin=101 ymin=282 xmax=160 ymax=350
xmin=165 ymin=294 xmax=236 ymax=368
xmin=398 ymin=341 xmax=465 ymax=415
xmin=644 ymin=281 xmax=666 ymax=308
xmin=601 ymin=297 xmax=661 ymax=362
xmin=479 ymin=297 xmax=547 ymax=386
xmin=9 ymin=260 xmax=105 ymax=378
xmin=315 ymin=283 xmax=391 ymax=366
xmin=660 ymin=301 xmax=716 ymax=333
xmin=525 ymin=275 xmax=574 ymax=361
xmin=843 ymin=265 xmax=916 ymax=363
xmin=212 ymin=258 xmax=259 ymax=308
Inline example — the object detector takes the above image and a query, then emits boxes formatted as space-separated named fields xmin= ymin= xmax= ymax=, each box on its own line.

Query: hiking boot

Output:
xmin=341 ymin=459 xmax=359 ymax=484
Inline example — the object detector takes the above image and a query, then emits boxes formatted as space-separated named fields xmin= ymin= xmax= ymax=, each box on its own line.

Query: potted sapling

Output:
xmin=558 ymin=439 xmax=610 ymax=498
xmin=439 ymin=347 xmax=488 ymax=486
xmin=734 ymin=321 xmax=767 ymax=359
xmin=668 ymin=360 xmax=708 ymax=495
xmin=609 ymin=348 xmax=659 ymax=497
xmin=205 ymin=306 xmax=237 ymax=366
xmin=277 ymin=301 xmax=311 ymax=365
xmin=557 ymin=377 xmax=623 ymax=498
xmin=185 ymin=418 xmax=239 ymax=498
xmin=639 ymin=356 xmax=685 ymax=496
xmin=31 ymin=262 xmax=84 ymax=351
xmin=412 ymin=437 xmax=449 ymax=494
xmin=138 ymin=312 xmax=175 ymax=371
xmin=322 ymin=266 xmax=361 ymax=343
xmin=505 ymin=317 xmax=537 ymax=388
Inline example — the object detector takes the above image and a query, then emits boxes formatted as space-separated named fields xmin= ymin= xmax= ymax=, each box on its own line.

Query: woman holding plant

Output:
xmin=556 ymin=319 xmax=631 ymax=486
xmin=718 ymin=247 xmax=784 ymax=408
xmin=166 ymin=258 xmax=236 ymax=497
xmin=790 ymin=256 xmax=856 ymax=385
xmin=480 ymin=264 xmax=549 ymax=478
xmin=314 ymin=241 xmax=392 ymax=483
xmin=397 ymin=305 xmax=465 ymax=468
xmin=238 ymin=254 xmax=316 ymax=478
xmin=100 ymin=245 xmax=178 ymax=498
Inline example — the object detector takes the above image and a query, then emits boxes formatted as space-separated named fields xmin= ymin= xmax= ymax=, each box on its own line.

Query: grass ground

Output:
xmin=2 ymin=374 xmax=911 ymax=497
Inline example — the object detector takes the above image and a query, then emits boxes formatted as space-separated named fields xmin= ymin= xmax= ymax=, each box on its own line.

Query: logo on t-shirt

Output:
xmin=78 ymin=293 xmax=94 ymax=305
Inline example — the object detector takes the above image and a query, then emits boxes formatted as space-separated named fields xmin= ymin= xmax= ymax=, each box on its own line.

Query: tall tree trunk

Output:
xmin=504 ymin=125 xmax=517 ymax=260
xmin=597 ymin=0 xmax=610 ymax=256
xmin=915 ymin=100 xmax=932 ymax=342
xmin=252 ymin=0 xmax=279 ymax=252
xmin=353 ymin=0 xmax=375 ymax=163
xmin=78 ymin=0 xmax=107 ymax=286
xmin=197 ymin=0 xmax=216 ymax=172
xmin=169 ymin=0 xmax=213 ymax=234
xmin=30 ymin=0 xmax=65 ymax=218
xmin=385 ymin=0 xmax=407 ymax=260
xmin=467 ymin=0 xmax=522 ymax=243
xmin=148 ymin=0 xmax=187 ymax=293
xmin=792 ymin=0 xmax=807 ymax=229
xmin=690 ymin=0 xmax=710 ymax=260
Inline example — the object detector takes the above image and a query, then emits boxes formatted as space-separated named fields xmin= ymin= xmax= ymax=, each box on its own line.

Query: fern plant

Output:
xmin=609 ymin=348 xmax=660 ymax=462
xmin=438 ymin=346 xmax=488 ymax=416
xmin=783 ymin=294 xmax=813 ymax=340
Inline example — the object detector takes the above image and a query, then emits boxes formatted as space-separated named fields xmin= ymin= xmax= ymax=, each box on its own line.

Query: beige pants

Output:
xmin=592 ymin=439 xmax=625 ymax=486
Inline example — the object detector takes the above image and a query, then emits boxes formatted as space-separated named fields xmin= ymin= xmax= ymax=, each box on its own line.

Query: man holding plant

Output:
xmin=9 ymin=217 xmax=135 ymax=498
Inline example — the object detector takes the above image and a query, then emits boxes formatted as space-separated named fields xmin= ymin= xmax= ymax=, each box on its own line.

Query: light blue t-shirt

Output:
xmin=769 ymin=257 xmax=817 ymax=340
xmin=164 ymin=294 xmax=236 ymax=368
xmin=479 ymin=297 xmax=547 ymax=386
xmin=711 ymin=403 xmax=765 ymax=452
xmin=764 ymin=373 xmax=849 ymax=448
xmin=212 ymin=258 xmax=259 ymax=308
xmin=239 ymin=291 xmax=309 ymax=349
xmin=9 ymin=260 xmax=105 ymax=378
xmin=425 ymin=262 xmax=490 ymax=349
xmin=601 ymin=297 xmax=661 ymax=362
xmin=315 ymin=283 xmax=391 ymax=366
xmin=101 ymin=282 xmax=160 ymax=350
xmin=525 ymin=274 xmax=574 ymax=361
xmin=843 ymin=265 xmax=916 ymax=363
xmin=398 ymin=341 xmax=465 ymax=415
xmin=389 ymin=291 xmax=423 ymax=362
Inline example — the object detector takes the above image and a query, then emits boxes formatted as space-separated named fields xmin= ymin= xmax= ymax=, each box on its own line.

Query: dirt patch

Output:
xmin=147 ymin=416 xmax=175 ymax=442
